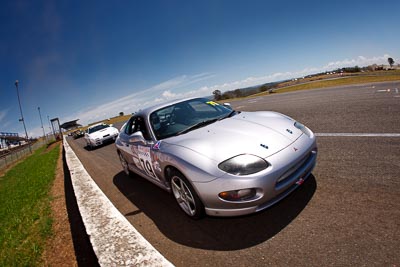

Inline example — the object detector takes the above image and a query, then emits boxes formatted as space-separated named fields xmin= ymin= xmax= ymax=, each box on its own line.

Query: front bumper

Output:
xmin=91 ymin=134 xmax=118 ymax=147
xmin=194 ymin=134 xmax=317 ymax=217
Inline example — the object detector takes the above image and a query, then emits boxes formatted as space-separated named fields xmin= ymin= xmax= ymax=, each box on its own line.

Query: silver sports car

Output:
xmin=116 ymin=97 xmax=317 ymax=218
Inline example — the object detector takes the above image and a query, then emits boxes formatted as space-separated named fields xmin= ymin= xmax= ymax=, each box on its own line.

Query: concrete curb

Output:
xmin=63 ymin=136 xmax=174 ymax=266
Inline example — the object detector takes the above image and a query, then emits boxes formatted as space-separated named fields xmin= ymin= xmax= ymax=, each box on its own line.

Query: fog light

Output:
xmin=218 ymin=188 xmax=256 ymax=201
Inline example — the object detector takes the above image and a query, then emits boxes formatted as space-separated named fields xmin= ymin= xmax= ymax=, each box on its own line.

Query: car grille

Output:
xmin=275 ymin=151 xmax=316 ymax=188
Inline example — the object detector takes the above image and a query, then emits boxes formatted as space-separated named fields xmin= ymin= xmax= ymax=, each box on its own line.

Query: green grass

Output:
xmin=256 ymin=71 xmax=400 ymax=96
xmin=0 ymin=144 xmax=60 ymax=266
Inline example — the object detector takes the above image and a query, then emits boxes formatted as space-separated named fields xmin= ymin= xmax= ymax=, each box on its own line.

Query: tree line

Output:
xmin=213 ymin=58 xmax=397 ymax=101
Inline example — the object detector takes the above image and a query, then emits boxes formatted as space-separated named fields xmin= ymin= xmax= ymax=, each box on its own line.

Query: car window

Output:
xmin=150 ymin=98 xmax=232 ymax=140
xmin=88 ymin=124 xmax=109 ymax=134
xmin=125 ymin=116 xmax=151 ymax=140
xmin=188 ymin=101 xmax=216 ymax=112
xmin=124 ymin=117 xmax=135 ymax=135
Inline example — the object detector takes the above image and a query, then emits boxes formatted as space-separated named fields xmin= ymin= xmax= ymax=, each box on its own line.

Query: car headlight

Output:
xmin=218 ymin=154 xmax=269 ymax=175
xmin=294 ymin=121 xmax=312 ymax=137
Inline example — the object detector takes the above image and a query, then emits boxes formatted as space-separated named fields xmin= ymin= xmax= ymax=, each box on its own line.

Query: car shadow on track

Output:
xmin=113 ymin=171 xmax=317 ymax=251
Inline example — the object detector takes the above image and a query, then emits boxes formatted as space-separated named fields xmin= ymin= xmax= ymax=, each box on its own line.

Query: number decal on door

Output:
xmin=137 ymin=146 xmax=158 ymax=179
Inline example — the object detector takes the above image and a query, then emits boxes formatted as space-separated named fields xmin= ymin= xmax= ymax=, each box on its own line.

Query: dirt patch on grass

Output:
xmin=44 ymin=141 xmax=62 ymax=154
xmin=41 ymin=143 xmax=77 ymax=266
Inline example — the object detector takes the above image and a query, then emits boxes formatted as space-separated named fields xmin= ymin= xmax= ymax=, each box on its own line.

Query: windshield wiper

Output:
xmin=176 ymin=118 xmax=218 ymax=136
xmin=218 ymin=110 xmax=239 ymax=121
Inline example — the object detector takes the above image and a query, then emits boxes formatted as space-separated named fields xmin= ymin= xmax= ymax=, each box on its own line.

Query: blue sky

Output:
xmin=1 ymin=0 xmax=399 ymax=138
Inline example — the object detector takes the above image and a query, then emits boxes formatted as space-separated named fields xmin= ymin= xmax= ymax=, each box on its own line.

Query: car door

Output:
xmin=125 ymin=116 xmax=160 ymax=182
xmin=117 ymin=117 xmax=136 ymax=170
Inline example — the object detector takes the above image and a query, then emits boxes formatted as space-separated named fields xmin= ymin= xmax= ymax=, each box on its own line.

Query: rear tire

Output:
xmin=118 ymin=152 xmax=131 ymax=177
xmin=170 ymin=170 xmax=204 ymax=219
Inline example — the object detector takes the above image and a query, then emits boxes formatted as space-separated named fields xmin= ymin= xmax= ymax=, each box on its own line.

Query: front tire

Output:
xmin=170 ymin=170 xmax=204 ymax=219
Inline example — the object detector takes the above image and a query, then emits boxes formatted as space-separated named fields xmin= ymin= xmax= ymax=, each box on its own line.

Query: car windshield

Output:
xmin=150 ymin=98 xmax=235 ymax=140
xmin=88 ymin=124 xmax=109 ymax=134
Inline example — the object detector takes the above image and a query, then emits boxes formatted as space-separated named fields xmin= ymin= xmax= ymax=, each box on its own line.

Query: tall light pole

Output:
xmin=38 ymin=107 xmax=47 ymax=142
xmin=47 ymin=115 xmax=51 ymax=132
xmin=47 ymin=115 xmax=52 ymax=139
xmin=14 ymin=80 xmax=31 ymax=153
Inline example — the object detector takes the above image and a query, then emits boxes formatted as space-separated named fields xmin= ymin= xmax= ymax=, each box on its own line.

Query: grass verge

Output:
xmin=256 ymin=72 xmax=400 ymax=96
xmin=0 ymin=143 xmax=60 ymax=266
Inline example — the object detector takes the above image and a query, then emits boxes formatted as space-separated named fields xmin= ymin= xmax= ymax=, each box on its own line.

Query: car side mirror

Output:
xmin=129 ymin=131 xmax=145 ymax=143
xmin=223 ymin=103 xmax=233 ymax=110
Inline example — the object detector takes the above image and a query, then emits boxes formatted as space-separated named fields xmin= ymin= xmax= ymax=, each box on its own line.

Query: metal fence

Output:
xmin=0 ymin=136 xmax=56 ymax=172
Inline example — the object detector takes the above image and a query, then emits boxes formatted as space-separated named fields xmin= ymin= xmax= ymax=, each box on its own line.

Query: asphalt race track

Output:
xmin=66 ymin=81 xmax=400 ymax=266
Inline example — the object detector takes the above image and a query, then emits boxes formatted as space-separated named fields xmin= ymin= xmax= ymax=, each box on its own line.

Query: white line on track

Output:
xmin=316 ymin=133 xmax=400 ymax=137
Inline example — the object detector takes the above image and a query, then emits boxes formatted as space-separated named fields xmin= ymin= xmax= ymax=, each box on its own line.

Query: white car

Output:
xmin=84 ymin=123 xmax=119 ymax=149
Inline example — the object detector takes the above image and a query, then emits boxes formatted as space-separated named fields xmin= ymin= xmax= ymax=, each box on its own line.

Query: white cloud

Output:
xmin=152 ymin=76 xmax=187 ymax=91
xmin=0 ymin=109 xmax=8 ymax=122
xmin=60 ymin=54 xmax=394 ymax=128
xmin=323 ymin=54 xmax=391 ymax=69
xmin=28 ymin=126 xmax=46 ymax=139
xmin=61 ymin=73 xmax=215 ymax=125
xmin=197 ymin=54 xmax=394 ymax=93
xmin=162 ymin=90 xmax=176 ymax=99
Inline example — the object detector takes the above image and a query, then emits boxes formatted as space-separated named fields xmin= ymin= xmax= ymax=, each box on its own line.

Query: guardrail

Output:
xmin=0 ymin=137 xmax=55 ymax=171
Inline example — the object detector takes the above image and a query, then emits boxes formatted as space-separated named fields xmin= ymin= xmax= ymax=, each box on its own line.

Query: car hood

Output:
xmin=165 ymin=111 xmax=303 ymax=162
